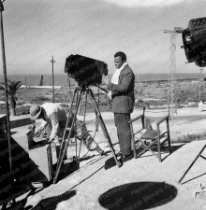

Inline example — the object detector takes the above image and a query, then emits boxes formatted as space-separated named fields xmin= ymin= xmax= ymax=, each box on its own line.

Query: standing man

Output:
xmin=104 ymin=51 xmax=135 ymax=160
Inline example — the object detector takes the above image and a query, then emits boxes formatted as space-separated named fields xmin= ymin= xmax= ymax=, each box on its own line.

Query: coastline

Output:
xmin=0 ymin=73 xmax=204 ymax=86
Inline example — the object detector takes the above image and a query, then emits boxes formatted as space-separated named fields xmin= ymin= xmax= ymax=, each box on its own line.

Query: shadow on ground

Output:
xmin=104 ymin=154 xmax=132 ymax=170
xmin=99 ymin=182 xmax=177 ymax=210
xmin=104 ymin=144 xmax=183 ymax=170
xmin=57 ymin=151 xmax=110 ymax=182
xmin=135 ymin=143 xmax=184 ymax=162
xmin=30 ymin=190 xmax=76 ymax=210
xmin=56 ymin=160 xmax=80 ymax=182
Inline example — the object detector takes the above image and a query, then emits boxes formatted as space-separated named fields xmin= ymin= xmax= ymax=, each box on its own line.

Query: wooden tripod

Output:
xmin=53 ymin=86 xmax=122 ymax=184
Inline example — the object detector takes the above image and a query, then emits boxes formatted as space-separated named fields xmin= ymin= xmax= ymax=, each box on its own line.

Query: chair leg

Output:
xmin=167 ymin=120 xmax=171 ymax=153
xmin=130 ymin=124 xmax=137 ymax=158
xmin=133 ymin=138 xmax=137 ymax=159
xmin=78 ymin=139 xmax=83 ymax=158
xmin=157 ymin=139 xmax=162 ymax=162
xmin=132 ymin=139 xmax=137 ymax=159
xmin=168 ymin=137 xmax=171 ymax=154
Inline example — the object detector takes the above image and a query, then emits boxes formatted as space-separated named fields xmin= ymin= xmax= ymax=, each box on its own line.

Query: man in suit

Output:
xmin=104 ymin=51 xmax=135 ymax=160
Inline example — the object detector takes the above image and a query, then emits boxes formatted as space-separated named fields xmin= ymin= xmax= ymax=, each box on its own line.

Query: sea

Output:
xmin=0 ymin=73 xmax=205 ymax=86
xmin=0 ymin=72 xmax=205 ymax=115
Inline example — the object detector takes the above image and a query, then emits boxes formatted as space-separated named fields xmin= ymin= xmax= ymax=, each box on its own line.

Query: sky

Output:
xmin=0 ymin=0 xmax=205 ymax=75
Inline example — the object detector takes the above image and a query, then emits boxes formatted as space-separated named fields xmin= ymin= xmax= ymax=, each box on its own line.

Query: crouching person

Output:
xmin=30 ymin=103 xmax=68 ymax=146
xmin=30 ymin=103 xmax=104 ymax=155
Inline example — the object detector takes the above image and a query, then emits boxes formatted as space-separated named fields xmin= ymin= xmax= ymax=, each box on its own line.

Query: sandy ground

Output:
xmin=4 ymin=106 xmax=206 ymax=210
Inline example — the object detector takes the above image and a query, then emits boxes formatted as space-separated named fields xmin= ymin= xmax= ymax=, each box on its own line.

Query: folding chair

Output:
xmin=129 ymin=107 xmax=171 ymax=162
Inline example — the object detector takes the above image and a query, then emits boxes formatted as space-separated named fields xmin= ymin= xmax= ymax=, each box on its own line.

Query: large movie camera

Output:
xmin=64 ymin=54 xmax=108 ymax=88
xmin=182 ymin=17 xmax=206 ymax=67
xmin=52 ymin=54 xmax=121 ymax=182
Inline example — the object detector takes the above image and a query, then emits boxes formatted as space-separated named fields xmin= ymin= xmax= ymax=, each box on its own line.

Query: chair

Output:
xmin=129 ymin=107 xmax=171 ymax=162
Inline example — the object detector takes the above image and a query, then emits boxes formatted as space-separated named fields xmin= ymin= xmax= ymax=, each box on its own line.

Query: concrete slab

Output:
xmin=21 ymin=140 xmax=206 ymax=210
xmin=4 ymin=108 xmax=206 ymax=209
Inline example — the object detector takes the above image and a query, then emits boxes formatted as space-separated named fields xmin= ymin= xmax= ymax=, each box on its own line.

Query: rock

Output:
xmin=193 ymin=183 xmax=206 ymax=198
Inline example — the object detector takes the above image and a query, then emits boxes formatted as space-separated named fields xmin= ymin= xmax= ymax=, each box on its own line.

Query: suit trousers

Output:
xmin=114 ymin=113 xmax=131 ymax=155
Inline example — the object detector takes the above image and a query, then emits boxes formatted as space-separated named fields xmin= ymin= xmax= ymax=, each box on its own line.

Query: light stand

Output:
xmin=0 ymin=0 xmax=12 ymax=173
xmin=163 ymin=27 xmax=183 ymax=118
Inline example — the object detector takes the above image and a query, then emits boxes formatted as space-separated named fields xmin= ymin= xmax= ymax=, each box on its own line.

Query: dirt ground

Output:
xmin=4 ymin=106 xmax=206 ymax=210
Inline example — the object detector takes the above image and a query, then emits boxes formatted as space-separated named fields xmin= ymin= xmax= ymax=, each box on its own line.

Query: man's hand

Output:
xmin=28 ymin=124 xmax=35 ymax=132
xmin=28 ymin=124 xmax=36 ymax=137
xmin=102 ymin=75 xmax=110 ymax=86
xmin=107 ymin=91 xmax=112 ymax=100
xmin=48 ymin=137 xmax=54 ymax=144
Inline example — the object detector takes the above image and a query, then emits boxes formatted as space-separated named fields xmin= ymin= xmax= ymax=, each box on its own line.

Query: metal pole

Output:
xmin=0 ymin=0 xmax=12 ymax=172
xmin=164 ymin=27 xmax=183 ymax=118
xmin=169 ymin=31 xmax=177 ymax=116
xmin=50 ymin=56 xmax=55 ymax=103
xmin=67 ymin=76 xmax=72 ymax=103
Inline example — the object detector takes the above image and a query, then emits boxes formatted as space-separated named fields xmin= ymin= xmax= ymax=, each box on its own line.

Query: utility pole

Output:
xmin=0 ymin=0 xmax=12 ymax=172
xmin=50 ymin=56 xmax=55 ymax=103
xmin=67 ymin=76 xmax=72 ymax=103
xmin=164 ymin=27 xmax=183 ymax=118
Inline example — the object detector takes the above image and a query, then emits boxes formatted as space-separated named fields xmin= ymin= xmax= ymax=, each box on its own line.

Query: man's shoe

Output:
xmin=122 ymin=153 xmax=133 ymax=162
xmin=116 ymin=152 xmax=123 ymax=157
xmin=96 ymin=148 xmax=105 ymax=156
xmin=100 ymin=151 xmax=106 ymax=156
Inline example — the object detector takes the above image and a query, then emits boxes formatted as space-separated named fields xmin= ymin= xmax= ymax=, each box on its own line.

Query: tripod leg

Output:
xmin=178 ymin=143 xmax=206 ymax=184
xmin=53 ymin=88 xmax=83 ymax=184
xmin=95 ymin=88 xmax=100 ymax=132
xmin=78 ymin=139 xmax=83 ymax=158
xmin=95 ymin=110 xmax=99 ymax=132
xmin=58 ymin=88 xmax=78 ymax=157
xmin=83 ymin=89 xmax=88 ymax=122
xmin=88 ymin=89 xmax=122 ymax=167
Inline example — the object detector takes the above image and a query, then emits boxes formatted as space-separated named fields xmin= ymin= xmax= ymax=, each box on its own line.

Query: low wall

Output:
xmin=10 ymin=114 xmax=32 ymax=129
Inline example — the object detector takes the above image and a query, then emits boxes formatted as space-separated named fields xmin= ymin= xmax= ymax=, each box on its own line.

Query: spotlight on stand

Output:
xmin=182 ymin=17 xmax=206 ymax=67
xmin=64 ymin=54 xmax=108 ymax=89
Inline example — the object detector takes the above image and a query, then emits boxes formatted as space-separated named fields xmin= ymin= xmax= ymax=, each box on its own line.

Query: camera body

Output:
xmin=64 ymin=54 xmax=108 ymax=88
xmin=182 ymin=17 xmax=206 ymax=67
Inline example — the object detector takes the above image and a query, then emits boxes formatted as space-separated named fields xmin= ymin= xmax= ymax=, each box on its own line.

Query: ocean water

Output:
xmin=0 ymin=72 xmax=205 ymax=115
xmin=0 ymin=73 xmax=205 ymax=86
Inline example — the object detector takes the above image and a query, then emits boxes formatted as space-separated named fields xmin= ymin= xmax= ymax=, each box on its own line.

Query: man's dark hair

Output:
xmin=114 ymin=51 xmax=127 ymax=62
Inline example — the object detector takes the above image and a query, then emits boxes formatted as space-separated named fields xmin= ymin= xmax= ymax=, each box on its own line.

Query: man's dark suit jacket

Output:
xmin=108 ymin=64 xmax=135 ymax=114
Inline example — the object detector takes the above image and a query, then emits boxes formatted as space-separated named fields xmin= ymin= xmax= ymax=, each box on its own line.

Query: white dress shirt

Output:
xmin=39 ymin=103 xmax=67 ymax=140
xmin=111 ymin=62 xmax=128 ymax=85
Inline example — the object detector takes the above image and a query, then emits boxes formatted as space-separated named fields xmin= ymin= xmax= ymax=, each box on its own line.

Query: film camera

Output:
xmin=64 ymin=54 xmax=108 ymax=88
xmin=182 ymin=17 xmax=206 ymax=67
